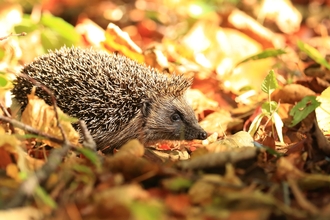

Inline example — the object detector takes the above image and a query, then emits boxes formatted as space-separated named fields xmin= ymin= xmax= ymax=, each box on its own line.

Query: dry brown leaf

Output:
xmin=21 ymin=92 xmax=80 ymax=148
xmin=214 ymin=27 xmax=274 ymax=92
xmin=25 ymin=154 xmax=45 ymax=171
xmin=189 ymin=165 xmax=243 ymax=204
xmin=180 ymin=19 xmax=275 ymax=92
xmin=116 ymin=139 xmax=145 ymax=157
xmin=316 ymin=87 xmax=330 ymax=135
xmin=75 ymin=18 xmax=105 ymax=47
xmin=257 ymin=0 xmax=302 ymax=34
xmin=276 ymin=156 xmax=305 ymax=180
xmin=199 ymin=111 xmax=240 ymax=136
xmin=180 ymin=147 xmax=257 ymax=170
xmin=225 ymin=9 xmax=285 ymax=48
xmin=188 ymin=174 xmax=221 ymax=204
xmin=271 ymin=84 xmax=316 ymax=104
xmin=94 ymin=184 xmax=149 ymax=204
xmin=165 ymin=194 xmax=190 ymax=216
xmin=102 ymin=23 xmax=144 ymax=63
xmin=0 ymin=207 xmax=43 ymax=220
xmin=227 ymin=209 xmax=272 ymax=220
xmin=6 ymin=163 xmax=19 ymax=181
xmin=185 ymin=89 xmax=218 ymax=116
xmin=206 ymin=131 xmax=254 ymax=152
xmin=0 ymin=126 xmax=21 ymax=153
xmin=143 ymin=47 xmax=169 ymax=72
xmin=0 ymin=3 xmax=23 ymax=36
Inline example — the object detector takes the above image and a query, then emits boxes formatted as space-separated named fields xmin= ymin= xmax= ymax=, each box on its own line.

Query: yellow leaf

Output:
xmin=101 ymin=23 xmax=144 ymax=63
xmin=316 ymin=87 xmax=330 ymax=135
xmin=21 ymin=91 xmax=80 ymax=148
xmin=6 ymin=163 xmax=19 ymax=181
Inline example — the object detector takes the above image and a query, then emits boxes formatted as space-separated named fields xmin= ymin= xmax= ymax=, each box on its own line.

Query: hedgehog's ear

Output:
xmin=141 ymin=101 xmax=151 ymax=117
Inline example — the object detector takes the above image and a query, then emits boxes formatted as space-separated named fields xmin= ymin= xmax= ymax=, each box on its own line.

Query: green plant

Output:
xmin=248 ymin=69 xmax=284 ymax=143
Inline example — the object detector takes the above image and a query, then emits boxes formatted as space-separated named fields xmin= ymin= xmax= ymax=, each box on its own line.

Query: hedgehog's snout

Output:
xmin=192 ymin=126 xmax=207 ymax=140
xmin=184 ymin=124 xmax=207 ymax=140
xmin=198 ymin=130 xmax=207 ymax=140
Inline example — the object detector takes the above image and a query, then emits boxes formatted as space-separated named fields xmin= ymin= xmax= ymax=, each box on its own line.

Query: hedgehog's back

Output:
xmin=12 ymin=47 xmax=191 ymax=135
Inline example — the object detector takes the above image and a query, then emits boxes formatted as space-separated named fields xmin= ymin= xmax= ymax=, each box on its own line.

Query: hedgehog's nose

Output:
xmin=198 ymin=131 xmax=207 ymax=140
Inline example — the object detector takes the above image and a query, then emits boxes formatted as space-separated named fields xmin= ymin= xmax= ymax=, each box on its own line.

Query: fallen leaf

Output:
xmin=21 ymin=91 xmax=80 ymax=148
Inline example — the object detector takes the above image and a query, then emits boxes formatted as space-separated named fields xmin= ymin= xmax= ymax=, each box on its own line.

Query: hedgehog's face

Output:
xmin=141 ymin=96 xmax=207 ymax=142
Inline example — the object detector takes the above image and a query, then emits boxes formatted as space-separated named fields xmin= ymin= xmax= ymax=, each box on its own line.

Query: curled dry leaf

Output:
xmin=0 ymin=206 xmax=43 ymax=220
xmin=75 ymin=18 xmax=105 ymax=47
xmin=185 ymin=89 xmax=218 ymax=117
xmin=189 ymin=165 xmax=243 ymax=204
xmin=257 ymin=0 xmax=302 ymax=34
xmin=143 ymin=47 xmax=169 ymax=72
xmin=179 ymin=147 xmax=257 ymax=170
xmin=271 ymin=84 xmax=316 ymax=104
xmin=0 ymin=3 xmax=23 ymax=36
xmin=104 ymin=140 xmax=158 ymax=180
xmin=102 ymin=23 xmax=144 ymax=63
xmin=225 ymin=9 xmax=285 ymax=48
xmin=199 ymin=112 xmax=243 ymax=142
xmin=276 ymin=156 xmax=305 ymax=180
xmin=206 ymin=131 xmax=254 ymax=152
xmin=316 ymin=87 xmax=330 ymax=135
xmin=116 ymin=139 xmax=145 ymax=158
xmin=0 ymin=126 xmax=21 ymax=153
xmin=94 ymin=184 xmax=149 ymax=205
xmin=21 ymin=92 xmax=80 ymax=148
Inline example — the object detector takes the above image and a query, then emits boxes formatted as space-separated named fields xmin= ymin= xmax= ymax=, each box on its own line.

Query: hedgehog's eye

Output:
xmin=171 ymin=113 xmax=181 ymax=122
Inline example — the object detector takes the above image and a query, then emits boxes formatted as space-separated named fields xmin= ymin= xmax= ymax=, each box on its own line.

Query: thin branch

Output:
xmin=79 ymin=120 xmax=96 ymax=151
xmin=0 ymin=32 xmax=26 ymax=41
xmin=0 ymin=114 xmax=78 ymax=148
xmin=287 ymin=178 xmax=319 ymax=215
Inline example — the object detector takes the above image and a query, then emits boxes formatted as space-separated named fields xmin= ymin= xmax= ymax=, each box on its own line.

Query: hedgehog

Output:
xmin=12 ymin=47 xmax=207 ymax=153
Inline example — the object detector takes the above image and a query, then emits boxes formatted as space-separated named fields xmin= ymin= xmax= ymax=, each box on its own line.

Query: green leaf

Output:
xmin=76 ymin=148 xmax=102 ymax=170
xmin=290 ymin=96 xmax=321 ymax=127
xmin=162 ymin=177 xmax=193 ymax=192
xmin=236 ymin=49 xmax=286 ymax=66
xmin=40 ymin=29 xmax=59 ymax=51
xmin=130 ymin=200 xmax=164 ymax=220
xmin=187 ymin=1 xmax=215 ymax=18
xmin=40 ymin=14 xmax=80 ymax=47
xmin=0 ymin=48 xmax=5 ymax=60
xmin=261 ymin=101 xmax=278 ymax=115
xmin=0 ymin=74 xmax=8 ymax=87
xmin=72 ymin=164 xmax=94 ymax=175
xmin=261 ymin=70 xmax=278 ymax=95
xmin=58 ymin=113 xmax=79 ymax=123
xmin=297 ymin=40 xmax=330 ymax=70
xmin=15 ymin=134 xmax=46 ymax=139
xmin=14 ymin=14 xmax=39 ymax=34
xmin=254 ymin=142 xmax=283 ymax=157
xmin=35 ymin=186 xmax=57 ymax=208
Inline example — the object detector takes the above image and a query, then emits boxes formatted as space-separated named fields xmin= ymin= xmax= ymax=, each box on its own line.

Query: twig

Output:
xmin=0 ymin=101 xmax=15 ymax=135
xmin=0 ymin=32 xmax=27 ymax=41
xmin=287 ymin=178 xmax=319 ymax=215
xmin=5 ymin=138 xmax=71 ymax=208
xmin=0 ymin=114 xmax=78 ymax=149
xmin=0 ymin=102 xmax=11 ymax=117
xmin=79 ymin=120 xmax=96 ymax=151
